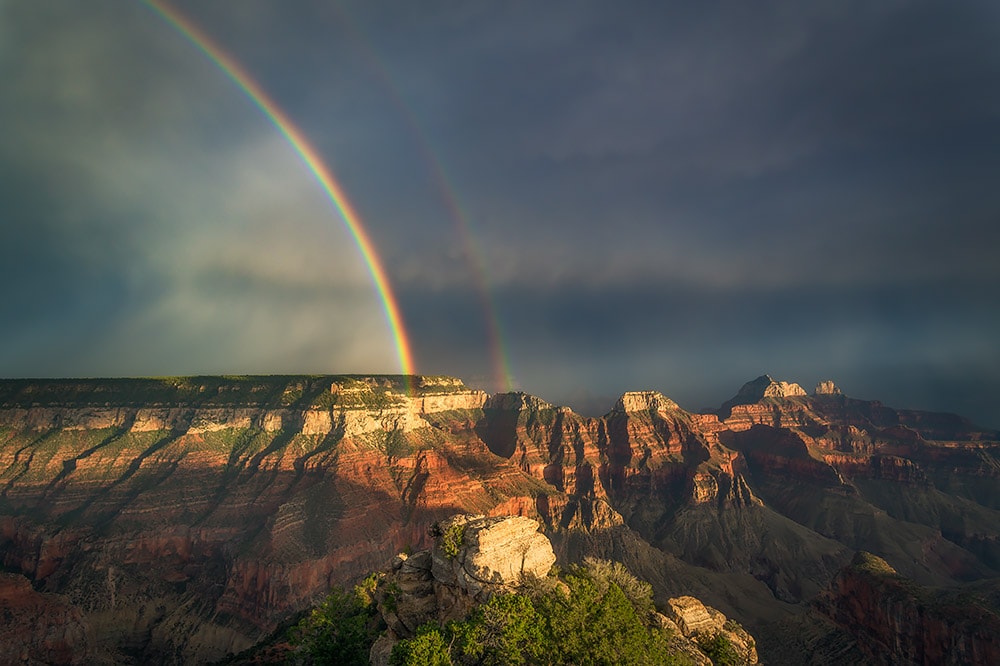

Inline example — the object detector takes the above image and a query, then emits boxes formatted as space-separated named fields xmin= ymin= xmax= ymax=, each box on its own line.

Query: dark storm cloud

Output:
xmin=402 ymin=278 xmax=1000 ymax=426
xmin=2 ymin=1 xmax=998 ymax=426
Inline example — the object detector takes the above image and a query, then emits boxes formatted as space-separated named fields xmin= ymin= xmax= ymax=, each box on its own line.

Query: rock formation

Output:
xmin=429 ymin=515 xmax=556 ymax=599
xmin=814 ymin=380 xmax=842 ymax=395
xmin=0 ymin=573 xmax=104 ymax=665
xmin=370 ymin=514 xmax=557 ymax=661
xmin=815 ymin=552 xmax=1000 ymax=665
xmin=662 ymin=595 xmax=758 ymax=665
xmin=0 ymin=374 xmax=998 ymax=663
xmin=720 ymin=374 xmax=808 ymax=412
xmin=367 ymin=514 xmax=756 ymax=666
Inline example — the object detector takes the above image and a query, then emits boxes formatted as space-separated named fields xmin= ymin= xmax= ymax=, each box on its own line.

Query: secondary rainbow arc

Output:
xmin=142 ymin=0 xmax=415 ymax=380
xmin=335 ymin=12 xmax=515 ymax=392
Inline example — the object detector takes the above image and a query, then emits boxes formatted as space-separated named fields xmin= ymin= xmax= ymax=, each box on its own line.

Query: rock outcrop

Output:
xmin=662 ymin=595 xmax=758 ymax=665
xmin=373 ymin=514 xmax=556 ymax=654
xmin=368 ymin=514 xmax=757 ymax=666
xmin=429 ymin=515 xmax=556 ymax=598
xmin=721 ymin=374 xmax=808 ymax=410
xmin=0 ymin=573 xmax=105 ymax=665
xmin=0 ymin=377 xmax=545 ymax=662
xmin=815 ymin=552 xmax=1000 ymax=665
xmin=814 ymin=380 xmax=842 ymax=396
xmin=614 ymin=391 xmax=682 ymax=413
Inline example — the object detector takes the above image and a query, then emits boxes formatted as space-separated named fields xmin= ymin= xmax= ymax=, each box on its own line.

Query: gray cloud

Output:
xmin=1 ymin=1 xmax=400 ymax=376
xmin=2 ymin=1 xmax=999 ymax=427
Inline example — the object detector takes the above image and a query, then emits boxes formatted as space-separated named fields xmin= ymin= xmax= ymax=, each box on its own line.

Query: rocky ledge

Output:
xmin=366 ymin=514 xmax=757 ymax=665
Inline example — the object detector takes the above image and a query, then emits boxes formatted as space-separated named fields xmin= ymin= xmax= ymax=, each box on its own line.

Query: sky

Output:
xmin=2 ymin=1 xmax=999 ymax=427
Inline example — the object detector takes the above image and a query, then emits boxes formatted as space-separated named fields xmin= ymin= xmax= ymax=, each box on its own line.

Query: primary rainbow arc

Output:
xmin=143 ymin=0 xmax=415 ymax=379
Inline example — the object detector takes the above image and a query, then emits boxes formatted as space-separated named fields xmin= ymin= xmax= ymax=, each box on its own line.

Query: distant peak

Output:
xmin=719 ymin=375 xmax=807 ymax=415
xmin=735 ymin=375 xmax=807 ymax=401
xmin=813 ymin=380 xmax=842 ymax=396
xmin=614 ymin=391 xmax=680 ymax=413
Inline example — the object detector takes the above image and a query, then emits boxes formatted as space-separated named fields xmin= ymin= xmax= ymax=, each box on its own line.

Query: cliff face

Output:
xmin=0 ymin=572 xmax=103 ymax=665
xmin=815 ymin=552 xmax=1000 ymax=665
xmin=0 ymin=377 xmax=543 ymax=663
xmin=1 ymin=375 xmax=1000 ymax=664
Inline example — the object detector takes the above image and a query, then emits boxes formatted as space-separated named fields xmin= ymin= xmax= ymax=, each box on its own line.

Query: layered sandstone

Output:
xmin=429 ymin=514 xmax=557 ymax=598
xmin=2 ymin=375 xmax=1000 ymax=663
xmin=815 ymin=552 xmax=1000 ymax=665
xmin=0 ymin=573 xmax=104 ymax=665
xmin=663 ymin=595 xmax=758 ymax=664
xmin=0 ymin=377 xmax=544 ymax=662
xmin=720 ymin=375 xmax=807 ymax=413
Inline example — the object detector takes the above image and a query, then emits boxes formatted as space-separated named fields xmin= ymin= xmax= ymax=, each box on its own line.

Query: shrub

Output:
xmin=441 ymin=522 xmax=466 ymax=559
xmin=290 ymin=587 xmax=378 ymax=665
xmin=538 ymin=575 xmax=679 ymax=665
xmin=578 ymin=557 xmax=655 ymax=617
xmin=390 ymin=625 xmax=452 ymax=666
xmin=452 ymin=593 xmax=544 ymax=666
xmin=695 ymin=631 xmax=743 ymax=666
xmin=380 ymin=427 xmax=412 ymax=460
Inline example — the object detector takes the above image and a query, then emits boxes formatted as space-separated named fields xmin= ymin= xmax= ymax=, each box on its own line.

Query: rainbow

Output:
xmin=336 ymin=12 xmax=515 ymax=392
xmin=424 ymin=158 xmax=515 ymax=392
xmin=142 ymin=0 xmax=416 ymax=380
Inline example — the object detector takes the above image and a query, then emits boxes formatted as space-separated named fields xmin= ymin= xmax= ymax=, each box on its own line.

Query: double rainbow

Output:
xmin=143 ymin=0 xmax=415 ymax=378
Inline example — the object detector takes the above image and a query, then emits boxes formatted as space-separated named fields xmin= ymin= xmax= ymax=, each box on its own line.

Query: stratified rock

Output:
xmin=815 ymin=552 xmax=1000 ymax=665
xmin=614 ymin=391 xmax=681 ymax=413
xmin=717 ymin=375 xmax=810 ymax=426
xmin=0 ymin=573 xmax=105 ymax=665
xmin=0 ymin=376 xmax=545 ymax=662
xmin=431 ymin=514 xmax=556 ymax=599
xmin=665 ymin=595 xmax=723 ymax=635
xmin=664 ymin=595 xmax=758 ymax=664
xmin=730 ymin=375 xmax=807 ymax=402
xmin=3 ymin=375 xmax=1000 ymax=664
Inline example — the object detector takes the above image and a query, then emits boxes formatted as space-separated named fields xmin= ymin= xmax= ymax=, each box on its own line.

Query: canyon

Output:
xmin=1 ymin=374 xmax=999 ymax=663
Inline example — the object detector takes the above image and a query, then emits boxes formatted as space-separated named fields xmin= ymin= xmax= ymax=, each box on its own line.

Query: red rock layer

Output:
xmin=816 ymin=553 xmax=1000 ymax=665
xmin=2 ymin=376 xmax=1000 ymax=662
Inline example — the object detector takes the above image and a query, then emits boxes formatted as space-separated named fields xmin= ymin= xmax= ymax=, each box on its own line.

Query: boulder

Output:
xmin=431 ymin=515 xmax=556 ymax=599
xmin=664 ymin=595 xmax=758 ymax=665
xmin=665 ymin=596 xmax=724 ymax=635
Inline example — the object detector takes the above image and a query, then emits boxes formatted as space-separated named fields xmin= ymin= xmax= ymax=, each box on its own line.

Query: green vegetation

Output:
xmin=290 ymin=585 xmax=381 ymax=665
xmin=390 ymin=559 xmax=691 ymax=666
xmin=695 ymin=631 xmax=743 ymax=666
xmin=850 ymin=551 xmax=898 ymax=577
xmin=379 ymin=427 xmax=413 ymax=460
xmin=576 ymin=556 xmax=656 ymax=617
xmin=284 ymin=557 xmax=707 ymax=666
xmin=441 ymin=522 xmax=466 ymax=559
xmin=0 ymin=375 xmax=464 ymax=410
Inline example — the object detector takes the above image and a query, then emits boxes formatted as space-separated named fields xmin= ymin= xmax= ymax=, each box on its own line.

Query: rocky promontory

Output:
xmin=360 ymin=514 xmax=757 ymax=666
